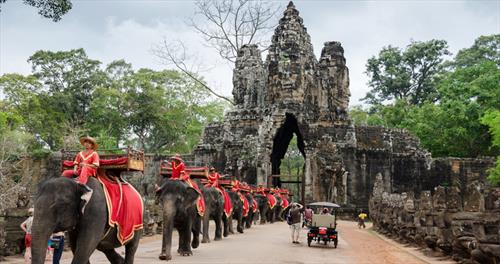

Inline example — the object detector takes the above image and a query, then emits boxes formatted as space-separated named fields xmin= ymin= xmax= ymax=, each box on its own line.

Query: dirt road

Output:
xmin=4 ymin=221 xmax=453 ymax=264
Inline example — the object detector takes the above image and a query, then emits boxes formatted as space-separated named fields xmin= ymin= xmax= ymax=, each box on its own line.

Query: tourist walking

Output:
xmin=288 ymin=203 xmax=304 ymax=244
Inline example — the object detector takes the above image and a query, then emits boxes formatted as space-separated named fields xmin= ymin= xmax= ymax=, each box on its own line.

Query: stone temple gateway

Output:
xmin=193 ymin=2 xmax=493 ymax=209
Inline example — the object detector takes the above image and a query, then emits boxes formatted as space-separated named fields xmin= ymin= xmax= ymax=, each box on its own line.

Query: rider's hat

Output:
xmin=170 ymin=153 xmax=183 ymax=162
xmin=79 ymin=136 xmax=98 ymax=150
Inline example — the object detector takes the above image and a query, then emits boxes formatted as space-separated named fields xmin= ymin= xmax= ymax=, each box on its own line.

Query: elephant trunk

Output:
xmin=160 ymin=197 xmax=176 ymax=260
xmin=31 ymin=211 xmax=55 ymax=264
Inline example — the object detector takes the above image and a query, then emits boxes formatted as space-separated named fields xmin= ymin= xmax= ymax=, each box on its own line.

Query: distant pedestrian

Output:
xmin=288 ymin=203 xmax=303 ymax=244
xmin=358 ymin=210 xmax=367 ymax=229
xmin=20 ymin=208 xmax=34 ymax=264
xmin=50 ymin=231 xmax=65 ymax=264
xmin=303 ymin=206 xmax=313 ymax=227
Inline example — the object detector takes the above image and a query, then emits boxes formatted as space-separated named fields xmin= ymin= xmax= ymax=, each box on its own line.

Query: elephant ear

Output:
xmin=76 ymin=184 xmax=89 ymax=215
xmin=183 ymin=187 xmax=200 ymax=208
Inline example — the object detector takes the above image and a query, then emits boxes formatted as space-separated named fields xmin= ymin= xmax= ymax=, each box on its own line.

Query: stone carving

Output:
xmin=370 ymin=182 xmax=500 ymax=263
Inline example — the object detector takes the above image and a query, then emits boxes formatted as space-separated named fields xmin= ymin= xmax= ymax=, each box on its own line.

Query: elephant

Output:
xmin=156 ymin=179 xmax=201 ymax=261
xmin=243 ymin=193 xmax=256 ymax=229
xmin=273 ymin=194 xmax=284 ymax=221
xmin=31 ymin=175 xmax=141 ymax=264
xmin=199 ymin=185 xmax=224 ymax=243
xmin=225 ymin=190 xmax=244 ymax=234
xmin=253 ymin=194 xmax=270 ymax=224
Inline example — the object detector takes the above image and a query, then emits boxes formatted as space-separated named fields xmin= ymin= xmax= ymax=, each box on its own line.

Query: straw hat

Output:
xmin=79 ymin=136 xmax=98 ymax=150
xmin=170 ymin=153 xmax=183 ymax=162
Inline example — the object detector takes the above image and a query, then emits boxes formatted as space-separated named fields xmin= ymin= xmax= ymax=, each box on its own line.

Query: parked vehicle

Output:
xmin=306 ymin=202 xmax=340 ymax=248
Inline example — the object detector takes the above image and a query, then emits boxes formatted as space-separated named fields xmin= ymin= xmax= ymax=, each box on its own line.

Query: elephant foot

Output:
xmin=192 ymin=239 xmax=200 ymax=249
xmin=201 ymin=237 xmax=210 ymax=243
xmin=237 ymin=226 xmax=244 ymax=233
xmin=214 ymin=236 xmax=222 ymax=241
xmin=229 ymin=230 xmax=235 ymax=235
xmin=159 ymin=253 xmax=172 ymax=261
xmin=223 ymin=231 xmax=229 ymax=237
xmin=179 ymin=250 xmax=193 ymax=256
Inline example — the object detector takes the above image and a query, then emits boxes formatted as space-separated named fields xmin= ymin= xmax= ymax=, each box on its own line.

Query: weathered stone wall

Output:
xmin=369 ymin=172 xmax=500 ymax=264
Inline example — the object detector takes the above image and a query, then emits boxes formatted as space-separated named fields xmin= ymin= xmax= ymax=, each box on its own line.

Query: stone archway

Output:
xmin=270 ymin=113 xmax=306 ymax=187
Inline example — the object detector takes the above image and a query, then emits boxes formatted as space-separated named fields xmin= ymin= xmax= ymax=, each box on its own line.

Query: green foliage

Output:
xmin=0 ymin=49 xmax=228 ymax=155
xmin=363 ymin=39 xmax=450 ymax=105
xmin=0 ymin=0 xmax=72 ymax=21
xmin=481 ymin=111 xmax=500 ymax=184
xmin=361 ymin=35 xmax=499 ymax=159
xmin=452 ymin=34 xmax=500 ymax=68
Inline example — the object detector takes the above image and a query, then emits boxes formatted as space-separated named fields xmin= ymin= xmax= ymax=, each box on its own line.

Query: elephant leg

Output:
xmin=98 ymin=248 xmax=124 ymax=264
xmin=177 ymin=226 xmax=193 ymax=256
xmin=222 ymin=215 xmax=229 ymax=237
xmin=201 ymin=213 xmax=210 ymax=243
xmin=191 ymin=216 xmax=200 ymax=249
xmin=159 ymin=218 xmax=174 ymax=261
xmin=237 ymin=213 xmax=244 ymax=233
xmin=214 ymin=212 xmax=223 ymax=241
xmin=71 ymin=231 xmax=104 ymax=264
xmin=124 ymin=232 xmax=141 ymax=264
xmin=228 ymin=215 xmax=235 ymax=234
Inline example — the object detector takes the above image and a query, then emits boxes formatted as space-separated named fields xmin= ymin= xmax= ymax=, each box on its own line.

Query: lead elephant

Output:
xmin=156 ymin=179 xmax=201 ymax=261
xmin=31 ymin=175 xmax=141 ymax=264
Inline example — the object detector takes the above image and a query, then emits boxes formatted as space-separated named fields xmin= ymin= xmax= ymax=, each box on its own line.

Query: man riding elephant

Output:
xmin=61 ymin=136 xmax=100 ymax=204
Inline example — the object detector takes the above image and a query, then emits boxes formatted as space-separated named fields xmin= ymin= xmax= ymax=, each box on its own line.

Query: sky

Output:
xmin=0 ymin=0 xmax=499 ymax=106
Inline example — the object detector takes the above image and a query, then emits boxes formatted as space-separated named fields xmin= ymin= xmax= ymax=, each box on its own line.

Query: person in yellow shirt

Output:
xmin=358 ymin=211 xmax=367 ymax=229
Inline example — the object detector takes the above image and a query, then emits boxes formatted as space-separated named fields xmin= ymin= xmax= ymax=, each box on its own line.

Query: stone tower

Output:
xmin=194 ymin=2 xmax=447 ymax=207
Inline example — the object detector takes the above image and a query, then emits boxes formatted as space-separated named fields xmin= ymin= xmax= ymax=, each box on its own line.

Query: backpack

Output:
xmin=286 ymin=210 xmax=293 ymax=225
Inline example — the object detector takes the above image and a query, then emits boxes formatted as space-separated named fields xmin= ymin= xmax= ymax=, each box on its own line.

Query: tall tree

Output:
xmin=0 ymin=0 xmax=72 ymax=21
xmin=363 ymin=39 xmax=450 ymax=105
xmin=452 ymin=34 xmax=500 ymax=68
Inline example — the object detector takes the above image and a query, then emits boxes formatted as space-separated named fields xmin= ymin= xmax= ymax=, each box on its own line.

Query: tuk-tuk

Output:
xmin=306 ymin=202 xmax=340 ymax=248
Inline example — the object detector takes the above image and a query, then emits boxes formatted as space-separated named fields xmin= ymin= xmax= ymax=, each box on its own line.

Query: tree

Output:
xmin=190 ymin=0 xmax=280 ymax=63
xmin=481 ymin=110 xmax=500 ymax=184
xmin=0 ymin=0 xmax=72 ymax=22
xmin=154 ymin=0 xmax=282 ymax=105
xmin=363 ymin=39 xmax=450 ymax=105
xmin=452 ymin=34 xmax=500 ymax=68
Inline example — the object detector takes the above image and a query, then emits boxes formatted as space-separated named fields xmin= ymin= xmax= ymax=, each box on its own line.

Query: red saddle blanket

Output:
xmin=251 ymin=198 xmax=258 ymax=213
xmin=239 ymin=193 xmax=249 ymax=217
xmin=179 ymin=177 xmax=206 ymax=217
xmin=267 ymin=194 xmax=277 ymax=209
xmin=281 ymin=196 xmax=289 ymax=209
xmin=97 ymin=175 xmax=143 ymax=245
xmin=214 ymin=187 xmax=232 ymax=218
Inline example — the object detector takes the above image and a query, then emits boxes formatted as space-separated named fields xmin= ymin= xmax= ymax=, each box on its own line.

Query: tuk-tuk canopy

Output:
xmin=307 ymin=202 xmax=341 ymax=208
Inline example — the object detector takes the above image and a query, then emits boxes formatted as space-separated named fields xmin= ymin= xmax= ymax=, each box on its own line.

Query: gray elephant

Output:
xmin=254 ymin=194 xmax=270 ymax=224
xmin=156 ymin=179 xmax=201 ymax=261
xmin=226 ymin=190 xmax=244 ymax=234
xmin=199 ymin=185 xmax=224 ymax=243
xmin=243 ymin=193 xmax=256 ymax=229
xmin=31 ymin=175 xmax=141 ymax=264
